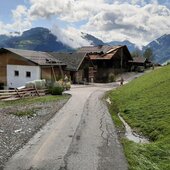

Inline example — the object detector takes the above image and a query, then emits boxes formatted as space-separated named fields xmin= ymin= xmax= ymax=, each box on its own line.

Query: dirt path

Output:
xmin=3 ymin=84 xmax=127 ymax=170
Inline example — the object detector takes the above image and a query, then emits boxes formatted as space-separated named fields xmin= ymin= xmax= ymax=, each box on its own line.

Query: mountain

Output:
xmin=107 ymin=40 xmax=138 ymax=52
xmin=0 ymin=35 xmax=10 ymax=43
xmin=0 ymin=28 xmax=106 ymax=52
xmin=0 ymin=27 xmax=169 ymax=64
xmin=81 ymin=33 xmax=105 ymax=46
xmin=144 ymin=34 xmax=170 ymax=64
xmin=0 ymin=27 xmax=73 ymax=52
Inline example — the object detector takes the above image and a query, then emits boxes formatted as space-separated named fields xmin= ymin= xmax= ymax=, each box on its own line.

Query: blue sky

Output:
xmin=0 ymin=1 xmax=28 ymax=23
xmin=0 ymin=0 xmax=170 ymax=47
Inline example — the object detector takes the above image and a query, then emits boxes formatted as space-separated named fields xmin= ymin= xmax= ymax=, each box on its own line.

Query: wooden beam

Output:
xmin=51 ymin=66 xmax=56 ymax=82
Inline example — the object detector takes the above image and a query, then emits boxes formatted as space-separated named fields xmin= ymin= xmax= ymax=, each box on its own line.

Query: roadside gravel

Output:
xmin=0 ymin=97 xmax=69 ymax=168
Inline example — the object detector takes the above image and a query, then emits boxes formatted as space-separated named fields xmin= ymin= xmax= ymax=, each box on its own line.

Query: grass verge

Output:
xmin=107 ymin=66 xmax=170 ymax=170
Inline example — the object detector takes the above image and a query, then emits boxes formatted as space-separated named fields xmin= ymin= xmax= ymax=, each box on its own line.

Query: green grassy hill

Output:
xmin=108 ymin=66 xmax=170 ymax=170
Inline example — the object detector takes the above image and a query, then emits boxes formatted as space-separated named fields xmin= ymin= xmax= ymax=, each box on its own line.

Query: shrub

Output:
xmin=136 ymin=66 xmax=145 ymax=72
xmin=50 ymin=86 xmax=64 ymax=95
xmin=108 ymin=73 xmax=115 ymax=82
xmin=47 ymin=81 xmax=64 ymax=95
xmin=64 ymin=82 xmax=71 ymax=90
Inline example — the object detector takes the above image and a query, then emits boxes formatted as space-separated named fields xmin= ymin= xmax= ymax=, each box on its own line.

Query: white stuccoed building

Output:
xmin=7 ymin=65 xmax=41 ymax=88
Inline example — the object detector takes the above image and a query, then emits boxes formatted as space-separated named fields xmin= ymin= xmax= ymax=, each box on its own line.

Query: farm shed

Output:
xmin=128 ymin=57 xmax=152 ymax=71
xmin=49 ymin=52 xmax=93 ymax=83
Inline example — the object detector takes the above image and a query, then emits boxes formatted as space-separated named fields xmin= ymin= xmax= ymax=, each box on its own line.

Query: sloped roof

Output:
xmin=0 ymin=48 xmax=65 ymax=66
xmin=77 ymin=45 xmax=115 ymax=54
xmin=89 ymin=50 xmax=118 ymax=60
xmin=129 ymin=57 xmax=147 ymax=63
xmin=87 ymin=45 xmax=132 ymax=61
xmin=49 ymin=52 xmax=87 ymax=71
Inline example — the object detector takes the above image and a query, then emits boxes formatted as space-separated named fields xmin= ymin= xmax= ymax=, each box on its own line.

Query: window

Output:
xmin=14 ymin=70 xmax=19 ymax=77
xmin=26 ymin=71 xmax=31 ymax=78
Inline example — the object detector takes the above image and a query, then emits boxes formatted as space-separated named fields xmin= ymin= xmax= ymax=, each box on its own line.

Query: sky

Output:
xmin=0 ymin=0 xmax=170 ymax=48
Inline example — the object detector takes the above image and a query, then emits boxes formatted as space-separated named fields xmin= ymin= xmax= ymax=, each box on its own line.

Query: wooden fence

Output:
xmin=0 ymin=87 xmax=48 ymax=101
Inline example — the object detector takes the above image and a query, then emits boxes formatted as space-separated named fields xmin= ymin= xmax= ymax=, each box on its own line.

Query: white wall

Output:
xmin=7 ymin=65 xmax=41 ymax=88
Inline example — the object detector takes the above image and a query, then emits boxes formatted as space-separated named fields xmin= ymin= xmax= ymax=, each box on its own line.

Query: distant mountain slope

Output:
xmin=81 ymin=33 xmax=105 ymax=46
xmin=144 ymin=34 xmax=170 ymax=64
xmin=0 ymin=28 xmax=106 ymax=52
xmin=0 ymin=35 xmax=10 ymax=43
xmin=0 ymin=27 xmax=73 ymax=52
xmin=107 ymin=40 xmax=138 ymax=52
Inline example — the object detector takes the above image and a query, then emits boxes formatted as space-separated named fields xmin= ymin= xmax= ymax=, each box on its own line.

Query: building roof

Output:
xmin=129 ymin=57 xmax=147 ymax=63
xmin=77 ymin=45 xmax=118 ymax=54
xmin=88 ymin=50 xmax=118 ymax=60
xmin=49 ymin=52 xmax=87 ymax=71
xmin=87 ymin=45 xmax=131 ymax=60
xmin=0 ymin=48 xmax=65 ymax=66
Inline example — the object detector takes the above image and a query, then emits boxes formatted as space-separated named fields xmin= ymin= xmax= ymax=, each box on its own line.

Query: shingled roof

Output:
xmin=77 ymin=45 xmax=114 ymax=54
xmin=87 ymin=45 xmax=132 ymax=60
xmin=49 ymin=52 xmax=87 ymax=71
xmin=0 ymin=48 xmax=65 ymax=66
xmin=129 ymin=57 xmax=147 ymax=63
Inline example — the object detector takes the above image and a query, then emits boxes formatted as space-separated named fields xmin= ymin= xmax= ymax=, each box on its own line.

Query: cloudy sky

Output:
xmin=0 ymin=0 xmax=170 ymax=48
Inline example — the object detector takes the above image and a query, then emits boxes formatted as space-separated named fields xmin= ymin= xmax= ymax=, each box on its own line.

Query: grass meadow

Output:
xmin=108 ymin=65 xmax=170 ymax=170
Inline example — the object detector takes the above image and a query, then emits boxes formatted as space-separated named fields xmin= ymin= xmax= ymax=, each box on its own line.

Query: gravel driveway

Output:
xmin=3 ymin=84 xmax=128 ymax=170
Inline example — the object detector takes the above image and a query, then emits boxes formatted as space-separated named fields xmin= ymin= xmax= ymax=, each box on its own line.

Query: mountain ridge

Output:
xmin=0 ymin=27 xmax=169 ymax=64
xmin=144 ymin=34 xmax=170 ymax=64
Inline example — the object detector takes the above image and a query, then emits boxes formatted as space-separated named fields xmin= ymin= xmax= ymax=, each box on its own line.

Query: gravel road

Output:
xmin=3 ymin=83 xmax=128 ymax=170
xmin=0 ymin=98 xmax=69 ymax=169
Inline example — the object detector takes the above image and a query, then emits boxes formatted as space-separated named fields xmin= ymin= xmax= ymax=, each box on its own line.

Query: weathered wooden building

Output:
xmin=0 ymin=48 xmax=65 ymax=89
xmin=77 ymin=45 xmax=133 ymax=82
xmin=49 ymin=52 xmax=92 ymax=83
xmin=128 ymin=57 xmax=152 ymax=71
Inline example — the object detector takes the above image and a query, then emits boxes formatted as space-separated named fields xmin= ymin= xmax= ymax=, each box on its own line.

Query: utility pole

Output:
xmin=120 ymin=47 xmax=123 ymax=72
xmin=120 ymin=47 xmax=124 ymax=85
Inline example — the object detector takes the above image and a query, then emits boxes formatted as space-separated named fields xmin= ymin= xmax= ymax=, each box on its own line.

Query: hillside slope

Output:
xmin=108 ymin=66 xmax=170 ymax=170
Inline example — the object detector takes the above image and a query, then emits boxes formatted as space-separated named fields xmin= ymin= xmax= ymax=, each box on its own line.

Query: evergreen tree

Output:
xmin=143 ymin=48 xmax=153 ymax=60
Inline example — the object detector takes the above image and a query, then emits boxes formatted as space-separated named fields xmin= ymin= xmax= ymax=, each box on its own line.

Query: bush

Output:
xmin=136 ymin=66 xmax=145 ymax=72
xmin=64 ymin=82 xmax=71 ymax=90
xmin=47 ymin=81 xmax=64 ymax=95
xmin=50 ymin=86 xmax=64 ymax=95
xmin=108 ymin=73 xmax=115 ymax=82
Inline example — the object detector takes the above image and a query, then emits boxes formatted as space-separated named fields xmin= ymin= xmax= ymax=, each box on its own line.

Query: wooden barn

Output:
xmin=77 ymin=45 xmax=133 ymax=82
xmin=49 ymin=52 xmax=92 ymax=84
xmin=128 ymin=57 xmax=152 ymax=71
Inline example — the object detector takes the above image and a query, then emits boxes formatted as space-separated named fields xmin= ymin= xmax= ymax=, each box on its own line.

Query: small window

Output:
xmin=26 ymin=71 xmax=31 ymax=78
xmin=14 ymin=70 xmax=19 ymax=77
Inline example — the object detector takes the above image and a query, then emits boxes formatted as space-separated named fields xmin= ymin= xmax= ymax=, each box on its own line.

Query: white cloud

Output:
xmin=26 ymin=0 xmax=170 ymax=46
xmin=81 ymin=3 xmax=170 ymax=46
xmin=51 ymin=25 xmax=91 ymax=48
xmin=0 ymin=5 xmax=31 ymax=35
xmin=0 ymin=0 xmax=170 ymax=47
